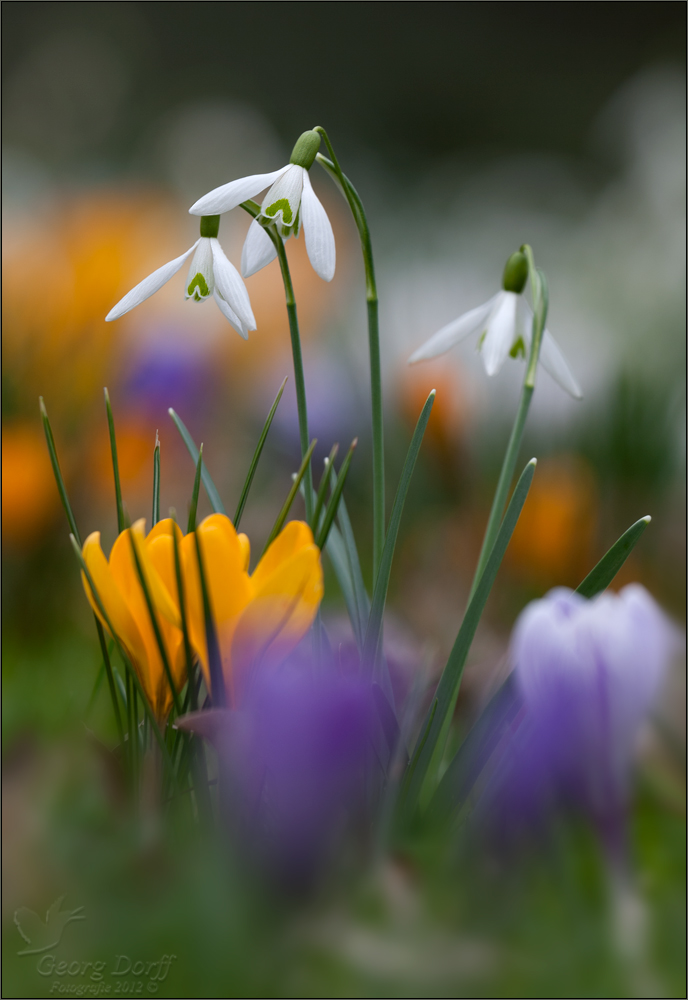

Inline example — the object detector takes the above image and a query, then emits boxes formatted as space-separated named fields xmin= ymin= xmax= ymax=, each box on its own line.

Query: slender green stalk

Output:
xmin=315 ymin=439 xmax=357 ymax=550
xmin=187 ymin=445 xmax=204 ymax=533
xmin=168 ymin=409 xmax=226 ymax=514
xmin=262 ymin=439 xmax=318 ymax=555
xmin=70 ymin=535 xmax=175 ymax=776
xmin=152 ymin=432 xmax=160 ymax=526
xmin=312 ymin=444 xmax=339 ymax=535
xmin=193 ymin=530 xmax=226 ymax=708
xmin=40 ymin=397 xmax=124 ymax=742
xmin=234 ymin=376 xmax=288 ymax=528
xmin=171 ymin=514 xmax=197 ymax=711
xmin=363 ymin=392 xmax=435 ymax=676
xmin=94 ymin=617 xmax=125 ymax=747
xmin=468 ymin=246 xmax=547 ymax=600
xmin=128 ymin=530 xmax=183 ymax=718
xmin=315 ymin=135 xmax=385 ymax=580
xmin=400 ymin=459 xmax=536 ymax=821
xmin=104 ymin=388 xmax=126 ymax=533
xmin=39 ymin=398 xmax=80 ymax=543
xmin=239 ymin=200 xmax=314 ymax=523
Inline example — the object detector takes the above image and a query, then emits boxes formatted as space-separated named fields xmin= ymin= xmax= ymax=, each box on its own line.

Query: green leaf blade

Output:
xmin=168 ymin=408 xmax=226 ymax=515
xmin=234 ymin=376 xmax=287 ymax=529
xmin=400 ymin=457 xmax=537 ymax=822
xmin=576 ymin=515 xmax=651 ymax=599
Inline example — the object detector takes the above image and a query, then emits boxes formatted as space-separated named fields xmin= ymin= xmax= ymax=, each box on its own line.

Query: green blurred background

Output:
xmin=3 ymin=3 xmax=685 ymax=996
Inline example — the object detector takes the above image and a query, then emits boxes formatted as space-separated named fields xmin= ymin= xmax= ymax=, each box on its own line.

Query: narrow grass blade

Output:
xmin=171 ymin=513 xmax=197 ymax=712
xmin=39 ymin=397 xmax=81 ymax=544
xmin=363 ymin=391 xmax=435 ymax=671
xmin=234 ymin=376 xmax=287 ymax=529
xmin=372 ymin=683 xmax=407 ymax=766
xmin=152 ymin=432 xmax=160 ymax=526
xmin=104 ymin=388 xmax=126 ymax=533
xmin=194 ymin=530 xmax=226 ymax=708
xmin=168 ymin=408 xmax=226 ymax=515
xmin=187 ymin=444 xmax=204 ymax=533
xmin=334 ymin=487 xmax=370 ymax=637
xmin=315 ymin=439 xmax=357 ymax=550
xmin=576 ymin=515 xmax=651 ymax=599
xmin=94 ymin=617 xmax=125 ymax=746
xmin=323 ymin=524 xmax=363 ymax=647
xmin=40 ymin=398 xmax=126 ymax=739
xmin=262 ymin=439 xmax=317 ymax=555
xmin=312 ymin=444 xmax=339 ymax=535
xmin=128 ymin=531 xmax=183 ymax=718
xmin=400 ymin=458 xmax=536 ymax=821
xmin=427 ymin=673 xmax=522 ymax=827
xmin=70 ymin=535 xmax=174 ymax=775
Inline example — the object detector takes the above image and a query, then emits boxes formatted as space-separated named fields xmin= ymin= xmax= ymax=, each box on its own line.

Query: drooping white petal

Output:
xmin=481 ymin=291 xmax=518 ymax=376
xmin=209 ymin=238 xmax=256 ymax=330
xmin=408 ymin=295 xmax=497 ymax=364
xmin=189 ymin=167 xmax=290 ymax=216
xmin=301 ymin=170 xmax=336 ymax=281
xmin=260 ymin=164 xmax=304 ymax=229
xmin=539 ymin=331 xmax=583 ymax=399
xmin=213 ymin=291 xmax=249 ymax=339
xmin=185 ymin=238 xmax=215 ymax=301
xmin=521 ymin=303 xmax=583 ymax=399
xmin=105 ymin=241 xmax=200 ymax=321
xmin=241 ymin=218 xmax=278 ymax=278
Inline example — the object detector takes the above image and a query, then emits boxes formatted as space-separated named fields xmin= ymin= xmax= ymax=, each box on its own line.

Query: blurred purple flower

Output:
xmin=482 ymin=585 xmax=677 ymax=853
xmin=182 ymin=663 xmax=375 ymax=889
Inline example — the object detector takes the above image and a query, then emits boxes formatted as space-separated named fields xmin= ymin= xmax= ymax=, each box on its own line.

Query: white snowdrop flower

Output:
xmin=189 ymin=130 xmax=335 ymax=283
xmin=105 ymin=216 xmax=256 ymax=339
xmin=409 ymin=251 xmax=582 ymax=399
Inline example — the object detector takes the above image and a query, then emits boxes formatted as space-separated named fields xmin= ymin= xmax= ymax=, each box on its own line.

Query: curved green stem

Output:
xmin=240 ymin=200 xmax=313 ymax=522
xmin=468 ymin=245 xmax=548 ymax=600
xmin=314 ymin=130 xmax=385 ymax=580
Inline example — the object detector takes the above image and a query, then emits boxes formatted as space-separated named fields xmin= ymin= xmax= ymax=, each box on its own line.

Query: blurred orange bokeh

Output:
xmin=2 ymin=424 xmax=57 ymax=545
xmin=507 ymin=455 xmax=598 ymax=587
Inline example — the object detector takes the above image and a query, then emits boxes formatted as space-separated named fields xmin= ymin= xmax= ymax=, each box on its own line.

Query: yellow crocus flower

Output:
xmin=81 ymin=518 xmax=186 ymax=722
xmin=180 ymin=514 xmax=324 ymax=706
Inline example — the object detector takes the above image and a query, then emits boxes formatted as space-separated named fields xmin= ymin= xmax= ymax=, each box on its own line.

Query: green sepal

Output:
xmin=289 ymin=130 xmax=321 ymax=170
xmin=502 ymin=251 xmax=528 ymax=293
xmin=200 ymin=215 xmax=220 ymax=238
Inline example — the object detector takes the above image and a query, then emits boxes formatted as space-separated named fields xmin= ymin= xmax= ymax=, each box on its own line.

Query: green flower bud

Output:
xmin=200 ymin=215 xmax=220 ymax=238
xmin=502 ymin=251 xmax=528 ymax=294
xmin=289 ymin=130 xmax=321 ymax=170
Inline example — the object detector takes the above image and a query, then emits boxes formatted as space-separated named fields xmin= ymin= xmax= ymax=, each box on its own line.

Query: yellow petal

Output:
xmin=231 ymin=543 xmax=323 ymax=700
xmin=108 ymin=522 xmax=181 ymax=710
xmin=147 ymin=517 xmax=183 ymax=545
xmin=180 ymin=514 xmax=252 ymax=695
xmin=237 ymin=532 xmax=250 ymax=572
xmin=81 ymin=530 xmax=148 ymax=677
xmin=251 ymin=520 xmax=315 ymax=591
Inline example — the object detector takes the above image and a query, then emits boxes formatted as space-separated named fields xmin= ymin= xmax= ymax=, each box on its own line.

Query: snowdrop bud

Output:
xmin=200 ymin=215 xmax=220 ymax=238
xmin=289 ymin=130 xmax=321 ymax=170
xmin=502 ymin=251 xmax=528 ymax=294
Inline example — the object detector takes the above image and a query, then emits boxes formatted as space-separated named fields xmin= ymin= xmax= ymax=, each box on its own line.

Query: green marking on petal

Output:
xmin=509 ymin=336 xmax=526 ymax=359
xmin=477 ymin=330 xmax=487 ymax=348
xmin=265 ymin=198 xmax=293 ymax=224
xmin=187 ymin=273 xmax=210 ymax=299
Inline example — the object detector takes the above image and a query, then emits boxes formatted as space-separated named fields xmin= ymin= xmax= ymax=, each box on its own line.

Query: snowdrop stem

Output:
xmin=468 ymin=247 xmax=548 ymax=600
xmin=239 ymin=200 xmax=314 ymax=523
xmin=314 ymin=130 xmax=385 ymax=581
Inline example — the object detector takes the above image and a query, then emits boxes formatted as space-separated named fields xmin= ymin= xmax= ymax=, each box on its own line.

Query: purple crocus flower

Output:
xmin=482 ymin=585 xmax=677 ymax=854
xmin=181 ymin=662 xmax=375 ymax=889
